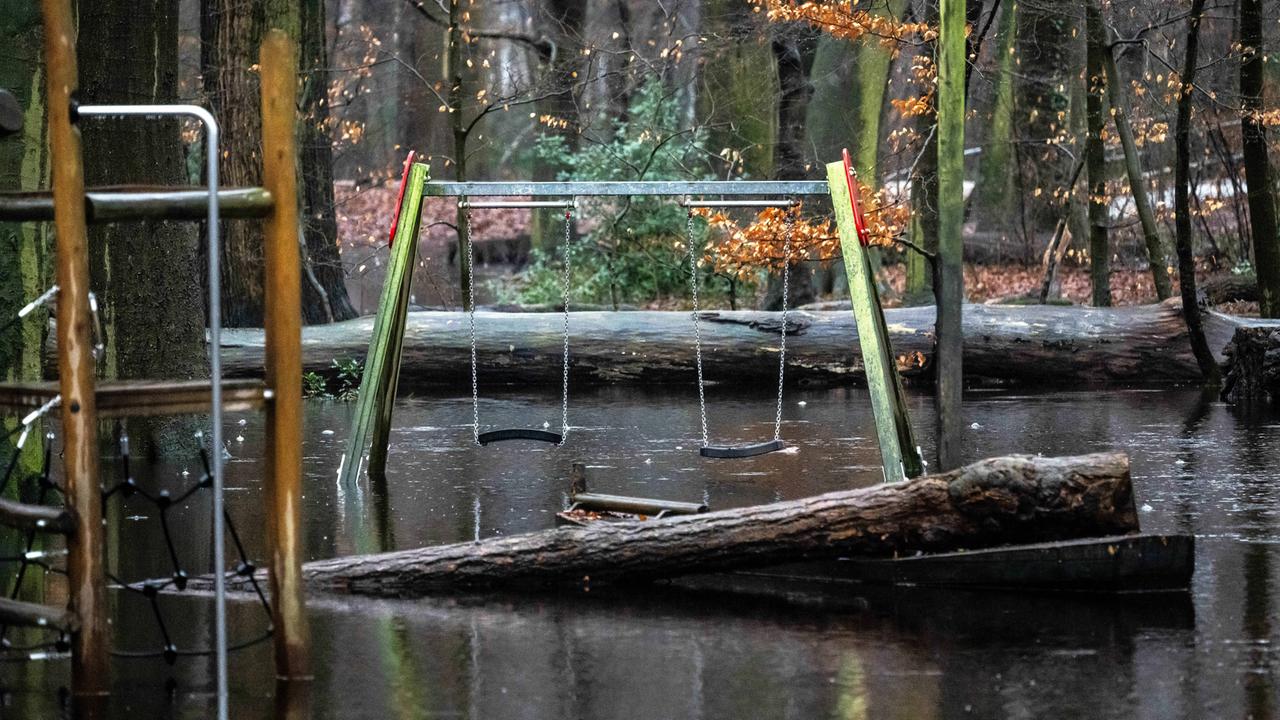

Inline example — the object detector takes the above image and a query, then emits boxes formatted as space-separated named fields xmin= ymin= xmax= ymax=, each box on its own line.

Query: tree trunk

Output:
xmin=1240 ymin=0 xmax=1280 ymax=318
xmin=1102 ymin=40 xmax=1173 ymax=301
xmin=1084 ymin=0 xmax=1111 ymax=307
xmin=0 ymin=0 xmax=50 ymax=494
xmin=935 ymin=0 xmax=966 ymax=470
xmin=972 ymin=0 xmax=1017 ymax=228
xmin=216 ymin=453 xmax=1138 ymax=596
xmin=702 ymin=0 xmax=777 ymax=178
xmin=765 ymin=29 xmax=819 ymax=309
xmin=0 ymin=0 xmax=48 ymax=386
xmin=203 ymin=0 xmax=269 ymax=327
xmin=204 ymin=0 xmax=348 ymax=326
xmin=217 ymin=300 xmax=1269 ymax=388
xmin=1174 ymin=0 xmax=1219 ymax=383
xmin=1015 ymin=0 xmax=1075 ymax=233
xmin=298 ymin=0 xmax=357 ymax=323
xmin=79 ymin=0 xmax=208 ymax=454
xmin=905 ymin=0 xmax=940 ymax=304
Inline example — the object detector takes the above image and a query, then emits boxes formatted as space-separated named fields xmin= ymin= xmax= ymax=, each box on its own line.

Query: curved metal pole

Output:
xmin=76 ymin=104 xmax=227 ymax=720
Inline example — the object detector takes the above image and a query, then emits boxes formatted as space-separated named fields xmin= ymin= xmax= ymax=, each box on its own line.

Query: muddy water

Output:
xmin=1 ymin=387 xmax=1277 ymax=719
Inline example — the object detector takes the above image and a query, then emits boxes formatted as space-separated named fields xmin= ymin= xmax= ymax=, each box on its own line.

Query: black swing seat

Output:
xmin=700 ymin=439 xmax=787 ymax=459
xmin=478 ymin=428 xmax=563 ymax=446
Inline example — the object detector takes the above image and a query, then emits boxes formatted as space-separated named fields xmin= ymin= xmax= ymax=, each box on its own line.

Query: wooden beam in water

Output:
xmin=260 ymin=30 xmax=312 ymax=682
xmin=41 ymin=0 xmax=109 ymax=696
xmin=826 ymin=156 xmax=925 ymax=483
xmin=338 ymin=157 xmax=428 ymax=488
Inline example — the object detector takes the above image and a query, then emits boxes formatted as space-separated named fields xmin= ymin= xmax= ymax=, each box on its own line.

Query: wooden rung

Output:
xmin=0 ymin=185 xmax=274 ymax=222
xmin=0 ymin=497 xmax=73 ymax=534
xmin=0 ymin=379 xmax=270 ymax=418
xmin=0 ymin=596 xmax=77 ymax=632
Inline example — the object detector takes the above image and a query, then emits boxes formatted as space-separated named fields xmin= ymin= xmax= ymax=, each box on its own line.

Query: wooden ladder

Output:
xmin=0 ymin=0 xmax=311 ymax=698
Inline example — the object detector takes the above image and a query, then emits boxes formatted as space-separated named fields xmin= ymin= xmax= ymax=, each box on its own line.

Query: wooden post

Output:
xmin=828 ymin=155 xmax=924 ymax=483
xmin=41 ymin=0 xmax=109 ymax=696
xmin=338 ymin=160 xmax=427 ymax=487
xmin=260 ymin=29 xmax=312 ymax=681
xmin=936 ymin=0 xmax=967 ymax=470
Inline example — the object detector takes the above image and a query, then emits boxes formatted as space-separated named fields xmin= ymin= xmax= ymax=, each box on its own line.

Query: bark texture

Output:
xmin=1240 ymin=0 xmax=1280 ymax=317
xmin=217 ymin=301 xmax=1277 ymax=388
xmin=202 ymin=0 xmax=354 ymax=326
xmin=218 ymin=453 xmax=1138 ymax=596
xmin=1102 ymin=42 xmax=1173 ymax=301
xmin=1174 ymin=0 xmax=1218 ymax=382
xmin=78 ymin=0 xmax=209 ymax=455
xmin=1220 ymin=327 xmax=1280 ymax=404
xmin=299 ymin=0 xmax=357 ymax=324
xmin=1084 ymin=0 xmax=1110 ymax=307
xmin=0 ymin=0 xmax=48 ymax=389
xmin=936 ymin=0 xmax=967 ymax=469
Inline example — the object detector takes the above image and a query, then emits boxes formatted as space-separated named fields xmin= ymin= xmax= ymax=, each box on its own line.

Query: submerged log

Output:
xmin=219 ymin=453 xmax=1136 ymax=597
xmin=220 ymin=299 xmax=1275 ymax=388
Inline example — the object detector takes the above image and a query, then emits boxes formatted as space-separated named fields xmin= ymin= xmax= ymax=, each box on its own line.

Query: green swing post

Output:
xmin=339 ymin=157 xmax=428 ymax=486
xmin=827 ymin=150 xmax=925 ymax=483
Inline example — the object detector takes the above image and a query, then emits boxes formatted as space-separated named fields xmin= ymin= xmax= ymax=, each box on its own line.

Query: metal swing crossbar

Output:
xmin=424 ymin=180 xmax=830 ymax=198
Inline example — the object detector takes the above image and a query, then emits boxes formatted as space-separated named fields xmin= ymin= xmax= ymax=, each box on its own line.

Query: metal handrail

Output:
xmin=75 ymin=103 xmax=229 ymax=719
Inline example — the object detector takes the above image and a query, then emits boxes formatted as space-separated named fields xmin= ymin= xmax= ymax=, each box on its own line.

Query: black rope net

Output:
xmin=0 ymin=420 xmax=273 ymax=665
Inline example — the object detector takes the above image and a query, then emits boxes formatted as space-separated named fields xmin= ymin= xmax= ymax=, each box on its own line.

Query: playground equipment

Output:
xmin=0 ymin=2 xmax=310 ymax=711
xmin=464 ymin=200 xmax=576 ymax=446
xmin=684 ymin=199 xmax=797 ymax=459
xmin=339 ymin=171 xmax=927 ymax=487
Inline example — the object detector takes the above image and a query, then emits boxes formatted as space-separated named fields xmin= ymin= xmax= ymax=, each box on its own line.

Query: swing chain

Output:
xmin=466 ymin=209 xmax=481 ymax=445
xmin=558 ymin=206 xmax=573 ymax=445
xmin=466 ymin=204 xmax=574 ymax=446
xmin=686 ymin=207 xmax=709 ymax=449
xmin=774 ymin=206 xmax=795 ymax=442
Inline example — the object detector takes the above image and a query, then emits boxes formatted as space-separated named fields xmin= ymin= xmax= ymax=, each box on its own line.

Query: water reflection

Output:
xmin=0 ymin=387 xmax=1278 ymax=718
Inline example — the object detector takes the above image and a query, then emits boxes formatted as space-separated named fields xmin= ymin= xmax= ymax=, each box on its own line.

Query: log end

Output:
xmin=947 ymin=452 xmax=1137 ymax=539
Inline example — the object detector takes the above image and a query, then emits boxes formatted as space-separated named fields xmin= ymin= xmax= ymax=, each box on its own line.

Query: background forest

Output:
xmin=3 ymin=0 xmax=1280 ymax=388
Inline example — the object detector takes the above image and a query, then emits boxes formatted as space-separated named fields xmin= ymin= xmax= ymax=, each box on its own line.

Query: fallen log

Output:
xmin=219 ymin=299 xmax=1276 ymax=388
xmin=1201 ymin=273 xmax=1259 ymax=305
xmin=211 ymin=453 xmax=1136 ymax=597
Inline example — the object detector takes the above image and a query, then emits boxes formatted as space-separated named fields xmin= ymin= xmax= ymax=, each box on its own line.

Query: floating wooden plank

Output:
xmin=561 ymin=463 xmax=708 ymax=519
xmin=0 ymin=497 xmax=74 ymax=534
xmin=0 ymin=185 xmax=274 ymax=222
xmin=0 ymin=379 xmax=269 ymax=417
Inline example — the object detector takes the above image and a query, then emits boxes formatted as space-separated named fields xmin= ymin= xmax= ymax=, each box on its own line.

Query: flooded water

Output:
xmin=2 ymin=386 xmax=1278 ymax=719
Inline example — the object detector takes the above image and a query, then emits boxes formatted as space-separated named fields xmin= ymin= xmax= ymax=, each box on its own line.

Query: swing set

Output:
xmin=340 ymin=150 xmax=926 ymax=488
